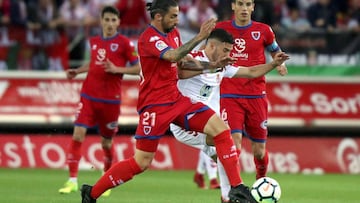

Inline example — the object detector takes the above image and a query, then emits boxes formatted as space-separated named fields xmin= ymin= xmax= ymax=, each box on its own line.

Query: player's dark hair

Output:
xmin=146 ymin=0 xmax=178 ymax=19
xmin=101 ymin=6 xmax=120 ymax=18
xmin=232 ymin=0 xmax=254 ymax=3
xmin=207 ymin=28 xmax=234 ymax=44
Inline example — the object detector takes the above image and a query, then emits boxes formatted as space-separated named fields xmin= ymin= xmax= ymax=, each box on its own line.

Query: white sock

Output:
xmin=217 ymin=157 xmax=231 ymax=201
xmin=69 ymin=177 xmax=77 ymax=183
xmin=196 ymin=150 xmax=206 ymax=174
xmin=204 ymin=151 xmax=217 ymax=180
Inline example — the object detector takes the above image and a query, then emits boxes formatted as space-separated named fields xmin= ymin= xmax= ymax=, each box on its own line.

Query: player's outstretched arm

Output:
xmin=234 ymin=52 xmax=290 ymax=78
xmin=65 ymin=62 xmax=89 ymax=79
xmin=103 ymin=59 xmax=140 ymax=75
xmin=162 ymin=18 xmax=217 ymax=62
xmin=178 ymin=55 xmax=236 ymax=79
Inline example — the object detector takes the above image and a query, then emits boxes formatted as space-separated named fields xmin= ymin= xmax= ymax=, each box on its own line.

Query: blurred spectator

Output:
xmin=307 ymin=0 xmax=337 ymax=31
xmin=214 ymin=0 xmax=232 ymax=21
xmin=252 ymin=0 xmax=275 ymax=26
xmin=26 ymin=0 xmax=67 ymax=71
xmin=281 ymin=7 xmax=310 ymax=32
xmin=56 ymin=0 xmax=96 ymax=69
xmin=10 ymin=0 xmax=31 ymax=70
xmin=9 ymin=0 xmax=27 ymax=27
xmin=347 ymin=0 xmax=360 ymax=32
xmin=178 ymin=0 xmax=193 ymax=13
xmin=0 ymin=0 xmax=10 ymax=26
xmin=116 ymin=0 xmax=148 ymax=38
xmin=0 ymin=0 xmax=11 ymax=70
xmin=186 ymin=0 xmax=217 ymax=33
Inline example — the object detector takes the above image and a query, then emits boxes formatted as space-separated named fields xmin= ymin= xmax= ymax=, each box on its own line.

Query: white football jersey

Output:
xmin=178 ymin=50 xmax=238 ymax=115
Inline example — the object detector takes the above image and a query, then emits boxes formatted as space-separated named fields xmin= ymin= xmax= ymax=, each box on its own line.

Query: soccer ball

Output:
xmin=250 ymin=177 xmax=281 ymax=203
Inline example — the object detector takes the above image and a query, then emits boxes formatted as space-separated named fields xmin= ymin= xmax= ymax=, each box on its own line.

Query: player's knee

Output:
xmin=252 ymin=145 xmax=266 ymax=160
xmin=203 ymin=115 xmax=229 ymax=136
xmin=134 ymin=151 xmax=155 ymax=171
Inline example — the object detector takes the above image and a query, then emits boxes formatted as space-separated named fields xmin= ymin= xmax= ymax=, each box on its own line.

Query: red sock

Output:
xmin=254 ymin=150 xmax=269 ymax=179
xmin=236 ymin=149 xmax=241 ymax=156
xmin=68 ymin=140 xmax=82 ymax=178
xmin=213 ymin=129 xmax=242 ymax=187
xmin=103 ymin=145 xmax=114 ymax=172
xmin=91 ymin=157 xmax=142 ymax=199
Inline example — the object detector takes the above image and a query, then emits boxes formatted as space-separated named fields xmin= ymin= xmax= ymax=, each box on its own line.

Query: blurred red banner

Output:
xmin=1 ymin=134 xmax=359 ymax=174
xmin=1 ymin=77 xmax=359 ymax=127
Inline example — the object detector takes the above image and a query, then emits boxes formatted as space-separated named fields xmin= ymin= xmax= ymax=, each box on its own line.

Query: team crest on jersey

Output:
xmin=155 ymin=40 xmax=167 ymax=51
xmin=174 ymin=37 xmax=179 ymax=47
xmin=110 ymin=43 xmax=119 ymax=52
xmin=143 ymin=126 xmax=152 ymax=135
xmin=251 ymin=31 xmax=260 ymax=40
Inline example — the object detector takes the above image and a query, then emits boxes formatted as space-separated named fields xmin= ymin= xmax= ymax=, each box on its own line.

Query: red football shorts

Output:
xmin=135 ymin=96 xmax=216 ymax=152
xmin=220 ymin=96 xmax=268 ymax=142
xmin=74 ymin=96 xmax=120 ymax=138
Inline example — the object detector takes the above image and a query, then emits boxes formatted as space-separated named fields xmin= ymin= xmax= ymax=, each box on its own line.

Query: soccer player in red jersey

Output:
xmin=58 ymin=6 xmax=140 ymax=196
xmin=80 ymin=1 xmax=257 ymax=203
xmin=216 ymin=1 xmax=288 ymax=201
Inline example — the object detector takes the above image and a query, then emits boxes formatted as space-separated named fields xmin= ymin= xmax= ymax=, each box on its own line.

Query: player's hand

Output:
xmin=65 ymin=69 xmax=78 ymax=79
xmin=197 ymin=18 xmax=217 ymax=40
xmin=178 ymin=55 xmax=202 ymax=70
xmin=214 ymin=56 xmax=237 ymax=68
xmin=103 ymin=59 xmax=120 ymax=74
xmin=272 ymin=52 xmax=289 ymax=76
xmin=277 ymin=64 xmax=288 ymax=76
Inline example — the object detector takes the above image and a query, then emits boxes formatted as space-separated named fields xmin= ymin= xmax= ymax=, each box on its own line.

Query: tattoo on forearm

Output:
xmin=173 ymin=38 xmax=202 ymax=61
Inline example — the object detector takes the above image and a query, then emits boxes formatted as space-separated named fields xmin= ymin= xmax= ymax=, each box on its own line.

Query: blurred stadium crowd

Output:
xmin=0 ymin=0 xmax=359 ymax=71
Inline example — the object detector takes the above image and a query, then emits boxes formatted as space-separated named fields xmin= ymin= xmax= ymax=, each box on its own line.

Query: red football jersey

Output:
xmin=81 ymin=33 xmax=139 ymax=102
xmin=137 ymin=25 xmax=182 ymax=111
xmin=216 ymin=20 xmax=280 ymax=95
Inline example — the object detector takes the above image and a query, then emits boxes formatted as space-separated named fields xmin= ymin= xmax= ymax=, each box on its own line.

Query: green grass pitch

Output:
xmin=0 ymin=168 xmax=358 ymax=203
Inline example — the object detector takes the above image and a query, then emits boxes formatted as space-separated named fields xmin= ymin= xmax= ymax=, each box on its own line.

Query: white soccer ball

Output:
xmin=250 ymin=177 xmax=281 ymax=203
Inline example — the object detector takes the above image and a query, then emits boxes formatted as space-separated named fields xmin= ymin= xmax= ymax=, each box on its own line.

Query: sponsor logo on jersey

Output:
xmin=251 ymin=31 xmax=260 ymax=40
xmin=96 ymin=49 xmax=106 ymax=62
xmin=233 ymin=38 xmax=249 ymax=59
xmin=155 ymin=40 xmax=167 ymax=51
xmin=92 ymin=44 xmax=97 ymax=50
xmin=200 ymin=84 xmax=213 ymax=97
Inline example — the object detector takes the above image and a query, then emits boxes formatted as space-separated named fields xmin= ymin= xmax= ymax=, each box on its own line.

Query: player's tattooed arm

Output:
xmin=163 ymin=18 xmax=217 ymax=62
xmin=163 ymin=37 xmax=204 ymax=62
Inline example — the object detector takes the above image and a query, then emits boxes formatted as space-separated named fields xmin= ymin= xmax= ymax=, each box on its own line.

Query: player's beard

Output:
xmin=162 ymin=21 xmax=176 ymax=33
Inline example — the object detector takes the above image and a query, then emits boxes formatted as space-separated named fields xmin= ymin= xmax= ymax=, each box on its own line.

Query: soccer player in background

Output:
xmin=80 ymin=1 xmax=258 ymax=203
xmin=216 ymin=0 xmax=288 ymax=201
xmin=58 ymin=6 xmax=140 ymax=197
xmin=170 ymin=28 xmax=289 ymax=203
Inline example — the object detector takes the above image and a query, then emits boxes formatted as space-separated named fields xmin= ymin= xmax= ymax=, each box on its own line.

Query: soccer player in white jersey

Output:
xmin=170 ymin=28 xmax=289 ymax=202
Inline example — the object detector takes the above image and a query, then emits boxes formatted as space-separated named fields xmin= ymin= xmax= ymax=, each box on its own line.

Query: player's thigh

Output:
xmin=170 ymin=123 xmax=207 ymax=148
xmin=221 ymin=97 xmax=246 ymax=132
xmin=244 ymin=97 xmax=268 ymax=142
xmin=174 ymin=98 xmax=216 ymax=133
xmin=97 ymin=102 xmax=120 ymax=138
xmin=135 ymin=104 xmax=181 ymax=152
xmin=74 ymin=97 xmax=96 ymax=127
